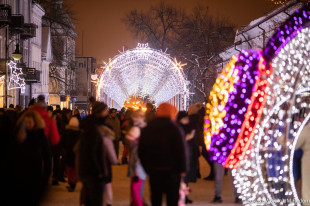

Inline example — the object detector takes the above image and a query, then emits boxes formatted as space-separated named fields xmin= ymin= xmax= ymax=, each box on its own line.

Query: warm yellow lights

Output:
xmin=123 ymin=96 xmax=148 ymax=111
xmin=204 ymin=56 xmax=238 ymax=150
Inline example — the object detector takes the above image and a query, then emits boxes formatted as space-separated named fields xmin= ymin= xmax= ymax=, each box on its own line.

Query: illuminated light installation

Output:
xmin=232 ymin=6 xmax=310 ymax=205
xmin=269 ymin=0 xmax=291 ymax=5
xmin=8 ymin=60 xmax=25 ymax=93
xmin=205 ymin=51 xmax=264 ymax=167
xmin=269 ymin=0 xmax=310 ymax=5
xmin=204 ymin=56 xmax=238 ymax=151
xmin=225 ymin=56 xmax=272 ymax=169
xmin=96 ymin=43 xmax=188 ymax=109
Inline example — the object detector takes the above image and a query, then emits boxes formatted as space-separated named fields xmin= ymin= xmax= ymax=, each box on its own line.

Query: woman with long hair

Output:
xmin=10 ymin=110 xmax=52 ymax=206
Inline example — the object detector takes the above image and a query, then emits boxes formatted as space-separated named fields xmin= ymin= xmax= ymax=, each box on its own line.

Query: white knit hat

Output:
xmin=69 ymin=117 xmax=79 ymax=128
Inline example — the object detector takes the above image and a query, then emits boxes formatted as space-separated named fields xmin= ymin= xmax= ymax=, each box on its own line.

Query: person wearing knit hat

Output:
xmin=156 ymin=102 xmax=178 ymax=120
xmin=63 ymin=117 xmax=81 ymax=192
xmin=92 ymin=101 xmax=108 ymax=117
xmin=139 ymin=102 xmax=188 ymax=206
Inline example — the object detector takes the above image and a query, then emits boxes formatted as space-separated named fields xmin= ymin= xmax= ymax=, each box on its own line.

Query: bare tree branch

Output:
xmin=123 ymin=3 xmax=235 ymax=103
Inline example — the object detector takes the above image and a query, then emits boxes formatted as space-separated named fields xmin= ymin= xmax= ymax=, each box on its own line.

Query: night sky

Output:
xmin=67 ymin=0 xmax=278 ymax=63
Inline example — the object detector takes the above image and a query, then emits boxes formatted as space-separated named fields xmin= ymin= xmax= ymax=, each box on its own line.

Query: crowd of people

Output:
xmin=1 ymin=95 xmax=243 ymax=206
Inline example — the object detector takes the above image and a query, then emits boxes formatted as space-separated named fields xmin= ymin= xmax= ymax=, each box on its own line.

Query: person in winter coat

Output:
xmin=145 ymin=103 xmax=155 ymax=123
xmin=105 ymin=108 xmax=121 ymax=159
xmin=1 ymin=109 xmax=14 ymax=205
xmin=99 ymin=121 xmax=119 ymax=206
xmin=63 ymin=117 xmax=81 ymax=192
xmin=6 ymin=104 xmax=18 ymax=127
xmin=31 ymin=95 xmax=60 ymax=145
xmin=126 ymin=110 xmax=147 ymax=206
xmin=296 ymin=120 xmax=310 ymax=202
xmin=139 ymin=102 xmax=188 ymax=206
xmin=120 ymin=108 xmax=134 ymax=164
xmin=177 ymin=109 xmax=200 ymax=204
xmin=10 ymin=110 xmax=51 ymax=206
xmin=78 ymin=101 xmax=118 ymax=206
xmin=73 ymin=109 xmax=81 ymax=122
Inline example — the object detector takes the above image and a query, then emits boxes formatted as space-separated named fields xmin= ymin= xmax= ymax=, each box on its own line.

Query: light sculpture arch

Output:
xmin=203 ymin=5 xmax=310 ymax=205
xmin=96 ymin=43 xmax=189 ymax=109
xmin=232 ymin=6 xmax=310 ymax=205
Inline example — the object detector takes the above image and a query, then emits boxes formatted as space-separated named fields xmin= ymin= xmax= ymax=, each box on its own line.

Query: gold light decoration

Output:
xmin=203 ymin=56 xmax=238 ymax=151
xmin=269 ymin=0 xmax=310 ymax=5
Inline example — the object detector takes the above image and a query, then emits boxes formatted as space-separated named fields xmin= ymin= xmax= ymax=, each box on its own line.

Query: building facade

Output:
xmin=0 ymin=0 xmax=51 ymax=108
xmin=30 ymin=2 xmax=51 ymax=102
xmin=42 ymin=1 xmax=77 ymax=109
xmin=213 ymin=0 xmax=303 ymax=74
xmin=75 ymin=56 xmax=96 ymax=112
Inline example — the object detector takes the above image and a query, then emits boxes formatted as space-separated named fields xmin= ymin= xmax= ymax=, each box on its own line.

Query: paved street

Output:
xmin=42 ymin=146 xmax=241 ymax=206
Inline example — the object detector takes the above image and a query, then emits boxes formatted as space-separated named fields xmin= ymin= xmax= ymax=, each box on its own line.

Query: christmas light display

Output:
xmin=96 ymin=43 xmax=188 ymax=109
xmin=204 ymin=56 xmax=238 ymax=151
xmin=231 ymin=6 xmax=310 ymax=205
xmin=269 ymin=0 xmax=310 ymax=5
xmin=269 ymin=0 xmax=291 ymax=5
xmin=263 ymin=6 xmax=310 ymax=62
xmin=204 ymin=51 xmax=267 ymax=167
xmin=225 ymin=56 xmax=272 ymax=169
xmin=8 ymin=60 xmax=25 ymax=93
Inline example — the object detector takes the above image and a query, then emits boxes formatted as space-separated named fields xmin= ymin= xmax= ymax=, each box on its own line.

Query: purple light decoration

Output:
xmin=209 ymin=50 xmax=262 ymax=165
xmin=263 ymin=6 xmax=310 ymax=63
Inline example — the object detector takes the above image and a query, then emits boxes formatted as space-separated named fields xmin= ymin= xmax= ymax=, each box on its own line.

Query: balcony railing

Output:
xmin=21 ymin=23 xmax=37 ymax=40
xmin=0 ymin=4 xmax=11 ymax=26
xmin=0 ymin=58 xmax=6 ymax=75
xmin=10 ymin=14 xmax=24 ymax=34
xmin=22 ymin=67 xmax=40 ymax=83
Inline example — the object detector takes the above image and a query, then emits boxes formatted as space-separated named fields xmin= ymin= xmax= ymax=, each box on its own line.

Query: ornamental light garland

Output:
xmin=8 ymin=60 xmax=25 ymax=93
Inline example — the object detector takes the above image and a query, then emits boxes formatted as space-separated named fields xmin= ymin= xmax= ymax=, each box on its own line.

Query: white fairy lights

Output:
xmin=96 ymin=43 xmax=188 ymax=108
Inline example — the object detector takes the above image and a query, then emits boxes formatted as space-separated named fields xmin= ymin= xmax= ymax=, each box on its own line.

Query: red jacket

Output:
xmin=31 ymin=106 xmax=60 ymax=145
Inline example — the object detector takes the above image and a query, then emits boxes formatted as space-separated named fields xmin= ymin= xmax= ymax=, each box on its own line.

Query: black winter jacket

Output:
xmin=78 ymin=115 xmax=117 ymax=182
xmin=138 ymin=117 xmax=188 ymax=174
xmin=10 ymin=129 xmax=51 ymax=204
xmin=63 ymin=126 xmax=81 ymax=167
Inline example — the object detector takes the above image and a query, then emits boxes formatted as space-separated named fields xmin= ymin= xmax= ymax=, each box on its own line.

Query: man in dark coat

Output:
xmin=139 ymin=102 xmax=188 ymax=206
xmin=78 ymin=101 xmax=109 ymax=206
xmin=105 ymin=108 xmax=121 ymax=159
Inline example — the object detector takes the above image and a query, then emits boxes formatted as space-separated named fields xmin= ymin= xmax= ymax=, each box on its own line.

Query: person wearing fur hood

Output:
xmin=126 ymin=110 xmax=147 ymax=206
xmin=98 ymin=120 xmax=119 ymax=206
xmin=78 ymin=100 xmax=118 ymax=206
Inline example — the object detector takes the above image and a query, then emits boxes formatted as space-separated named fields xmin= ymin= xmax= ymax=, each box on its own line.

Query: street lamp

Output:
xmin=12 ymin=43 xmax=22 ymax=61
xmin=4 ymin=38 xmax=23 ymax=108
